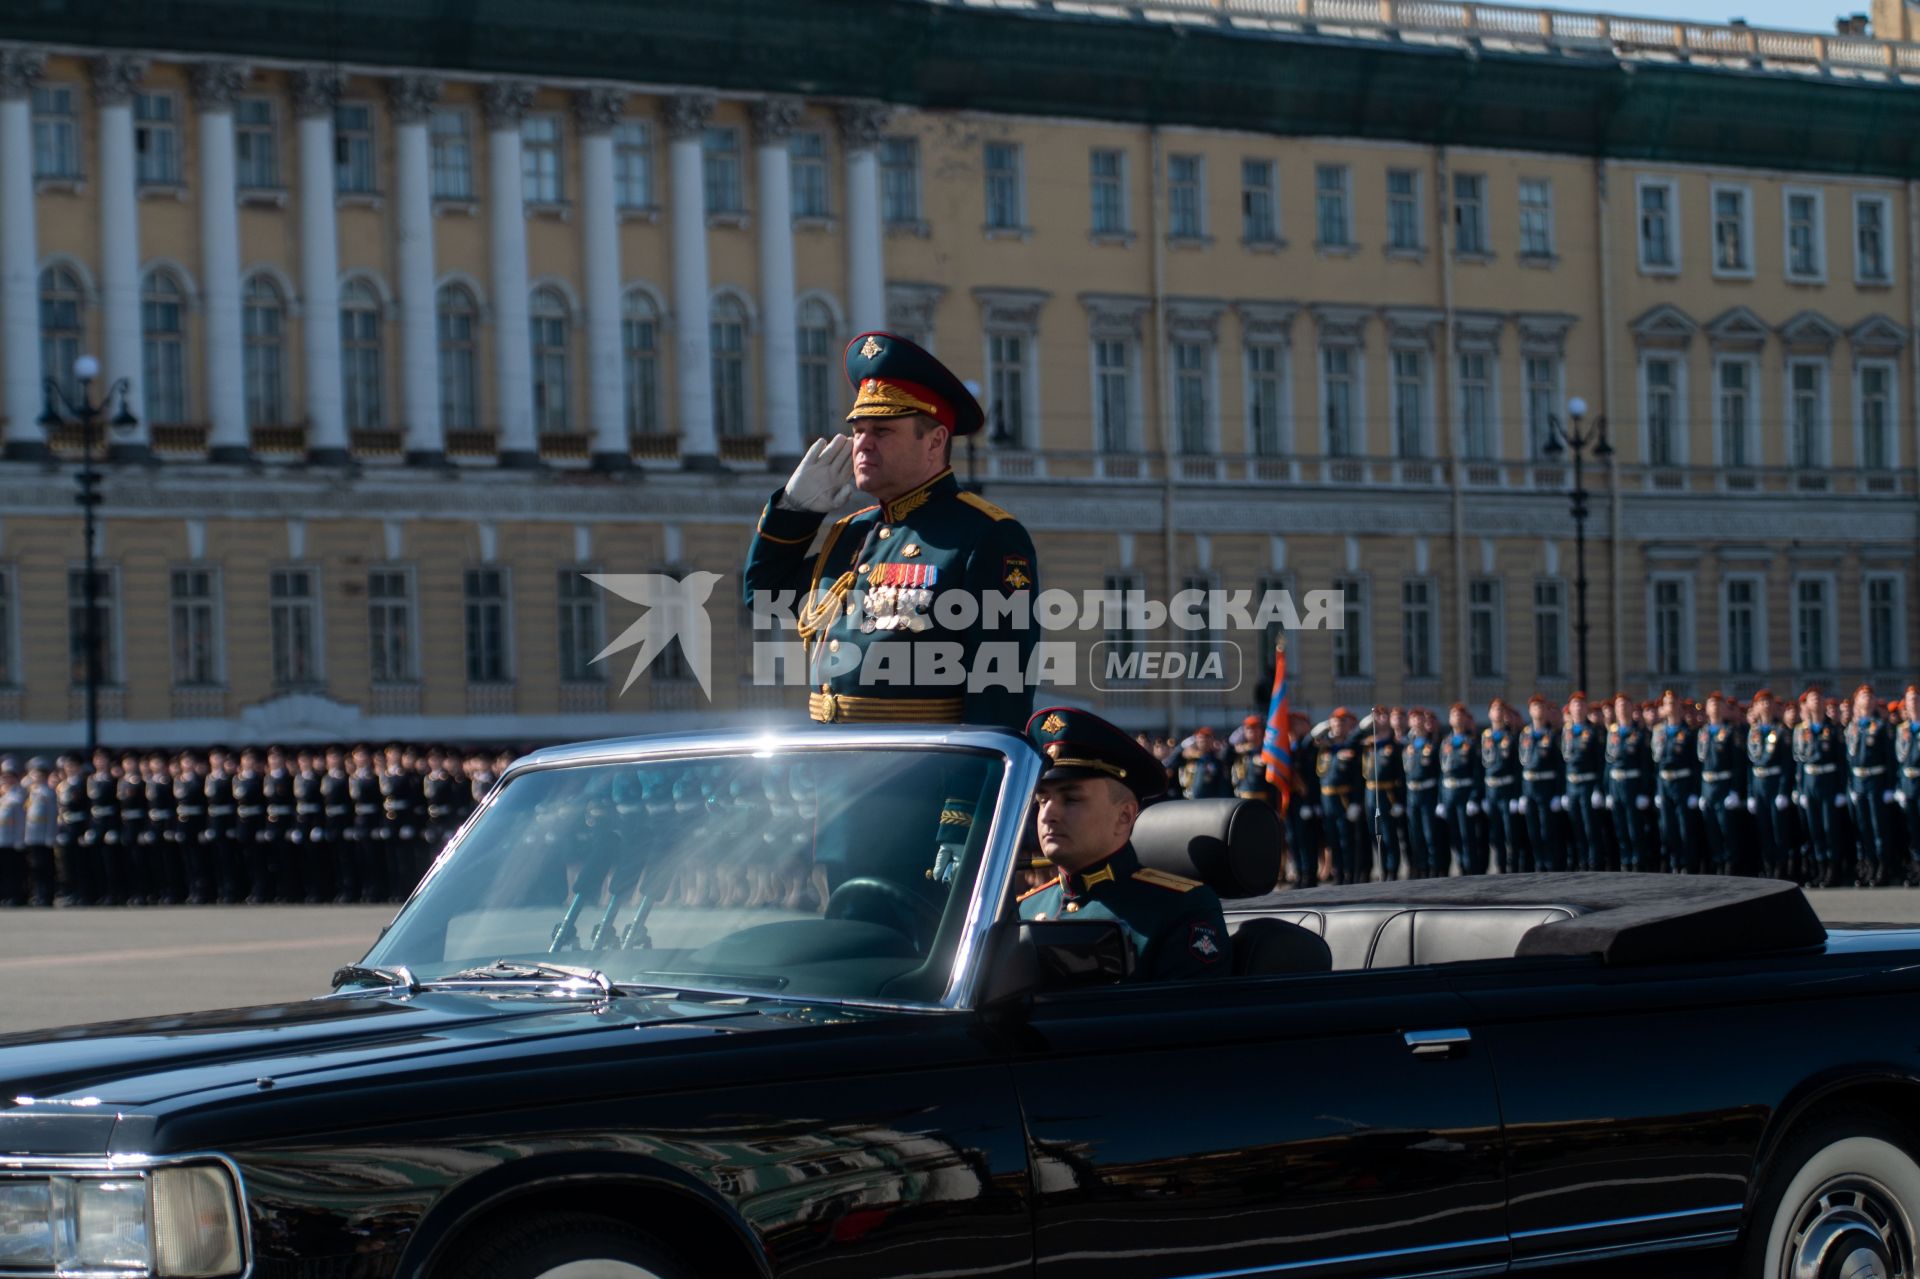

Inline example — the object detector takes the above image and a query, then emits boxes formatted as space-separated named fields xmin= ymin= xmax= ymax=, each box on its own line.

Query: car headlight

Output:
xmin=0 ymin=1165 xmax=243 ymax=1277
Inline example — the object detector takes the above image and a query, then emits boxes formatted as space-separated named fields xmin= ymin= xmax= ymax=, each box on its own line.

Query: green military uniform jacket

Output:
xmin=742 ymin=467 xmax=1039 ymax=732
xmin=1017 ymin=842 xmax=1229 ymax=982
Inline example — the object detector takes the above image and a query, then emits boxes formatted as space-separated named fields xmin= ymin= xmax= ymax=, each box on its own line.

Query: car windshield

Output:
xmin=359 ymin=746 xmax=1009 ymax=1005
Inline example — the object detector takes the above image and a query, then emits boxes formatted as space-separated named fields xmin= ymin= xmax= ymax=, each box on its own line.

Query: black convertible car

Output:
xmin=1 ymin=727 xmax=1917 ymax=1279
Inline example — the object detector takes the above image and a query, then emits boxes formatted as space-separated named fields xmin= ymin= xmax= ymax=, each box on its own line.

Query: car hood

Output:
xmin=0 ymin=989 xmax=881 ymax=1145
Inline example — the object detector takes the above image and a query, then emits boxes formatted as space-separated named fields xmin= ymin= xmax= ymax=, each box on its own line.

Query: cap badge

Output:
xmin=860 ymin=335 xmax=884 ymax=359
xmin=1041 ymin=713 xmax=1066 ymax=735
xmin=901 ymin=543 xmax=921 ymax=558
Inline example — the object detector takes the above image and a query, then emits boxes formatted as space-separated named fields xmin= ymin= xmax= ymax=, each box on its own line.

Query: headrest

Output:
xmin=1131 ymin=798 xmax=1281 ymax=900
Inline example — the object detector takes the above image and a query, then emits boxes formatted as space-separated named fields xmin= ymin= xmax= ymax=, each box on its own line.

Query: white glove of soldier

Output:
xmin=1795 ymin=793 xmax=1808 ymax=808
xmin=1653 ymin=794 xmax=1664 ymax=809
xmin=1600 ymin=793 xmax=1613 ymax=810
xmin=778 ymin=435 xmax=855 ymax=513
xmin=1746 ymin=796 xmax=1759 ymax=814
xmin=1346 ymin=803 xmax=1362 ymax=823
xmin=1834 ymin=793 xmax=1849 ymax=809
xmin=1550 ymin=795 xmax=1564 ymax=812
xmin=1883 ymin=789 xmax=1897 ymax=805
xmin=1516 ymin=796 xmax=1529 ymax=813
xmin=1685 ymin=795 xmax=1699 ymax=810
xmin=1899 ymin=790 xmax=1911 ymax=808
xmin=1635 ymin=794 xmax=1651 ymax=811
xmin=1436 ymin=803 xmax=1448 ymax=818
xmin=1724 ymin=793 xmax=1740 ymax=810
xmin=1466 ymin=800 xmax=1481 ymax=817
xmin=1390 ymin=803 xmax=1404 ymax=817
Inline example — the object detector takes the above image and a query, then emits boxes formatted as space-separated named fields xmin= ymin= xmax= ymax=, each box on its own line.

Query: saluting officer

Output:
xmin=1605 ymin=694 xmax=1654 ymax=872
xmin=1795 ymin=688 xmax=1848 ymax=887
xmin=1898 ymin=686 xmax=1920 ymax=886
xmin=1402 ymin=708 xmax=1445 ymax=878
xmin=1519 ymin=694 xmax=1566 ymax=873
xmin=1847 ymin=684 xmax=1898 ymax=887
xmin=1697 ymin=692 xmax=1746 ymax=875
xmin=1361 ymin=707 xmax=1408 ymax=882
xmin=1650 ymin=690 xmax=1701 ymax=874
xmin=1481 ymin=698 xmax=1525 ymax=874
xmin=1318 ymin=708 xmax=1365 ymax=884
xmin=1440 ymin=703 xmax=1486 ymax=875
xmin=743 ymin=332 xmax=1041 ymax=731
xmin=1229 ymin=717 xmax=1277 ymax=809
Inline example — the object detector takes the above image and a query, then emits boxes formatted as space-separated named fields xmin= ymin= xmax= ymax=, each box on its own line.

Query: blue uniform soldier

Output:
xmin=1402 ymin=708 xmax=1445 ymax=878
xmin=1651 ymin=689 xmax=1701 ymax=874
xmin=1284 ymin=713 xmax=1321 ymax=889
xmin=1440 ymin=703 xmax=1486 ymax=875
xmin=1745 ymin=690 xmax=1795 ymax=880
xmin=1898 ymin=686 xmax=1920 ymax=885
xmin=1018 ymin=707 xmax=1229 ymax=982
xmin=1562 ymin=692 xmax=1606 ymax=872
xmin=1846 ymin=683 xmax=1898 ymax=887
xmin=1606 ymin=694 xmax=1655 ymax=872
xmin=742 ymin=332 xmax=1040 ymax=730
xmin=1795 ymin=688 xmax=1848 ymax=887
xmin=1519 ymin=693 xmax=1566 ymax=873
xmin=1318 ymin=708 xmax=1365 ymax=884
xmin=1480 ymin=698 xmax=1525 ymax=874
xmin=1361 ymin=706 xmax=1407 ymax=882
xmin=1697 ymin=691 xmax=1746 ymax=875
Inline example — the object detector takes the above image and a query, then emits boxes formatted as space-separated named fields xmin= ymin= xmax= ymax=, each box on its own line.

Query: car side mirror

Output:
xmin=978 ymin=918 xmax=1135 ymax=1007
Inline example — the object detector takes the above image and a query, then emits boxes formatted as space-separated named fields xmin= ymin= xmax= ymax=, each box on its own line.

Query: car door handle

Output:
xmin=1404 ymin=1028 xmax=1472 ymax=1057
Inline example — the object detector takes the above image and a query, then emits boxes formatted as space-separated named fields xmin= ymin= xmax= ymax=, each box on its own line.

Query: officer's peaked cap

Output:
xmin=1027 ymin=706 xmax=1166 ymax=802
xmin=844 ymin=331 xmax=986 ymax=437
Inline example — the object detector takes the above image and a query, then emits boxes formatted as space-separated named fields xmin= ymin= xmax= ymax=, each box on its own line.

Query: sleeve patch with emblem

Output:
xmin=1002 ymin=556 xmax=1033 ymax=591
xmin=1189 ymin=921 xmax=1223 ymax=963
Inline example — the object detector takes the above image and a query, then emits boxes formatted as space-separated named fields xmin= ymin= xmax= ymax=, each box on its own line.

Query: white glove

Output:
xmin=1685 ymin=795 xmax=1698 ymax=810
xmin=1653 ymin=794 xmax=1664 ymax=809
xmin=1795 ymin=793 xmax=1808 ymax=808
xmin=1834 ymin=793 xmax=1849 ymax=809
xmin=1899 ymin=791 xmax=1911 ymax=808
xmin=1436 ymin=803 xmax=1448 ymax=818
xmin=1597 ymin=792 xmax=1609 ymax=810
xmin=1746 ymin=797 xmax=1759 ymax=813
xmin=1466 ymin=800 xmax=1481 ymax=817
xmin=1634 ymin=794 xmax=1651 ymax=811
xmin=1724 ymin=793 xmax=1740 ymax=810
xmin=778 ymin=435 xmax=855 ymax=513
xmin=1346 ymin=803 xmax=1362 ymax=823
xmin=1516 ymin=796 xmax=1529 ymax=813
xmin=1549 ymin=795 xmax=1564 ymax=812
xmin=1883 ymin=790 xmax=1897 ymax=804
xmin=1390 ymin=803 xmax=1404 ymax=817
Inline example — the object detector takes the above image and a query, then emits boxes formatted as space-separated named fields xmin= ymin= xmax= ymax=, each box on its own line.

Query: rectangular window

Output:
xmin=1452 ymin=172 xmax=1487 ymax=255
xmin=1173 ymin=341 xmax=1209 ymax=454
xmin=1525 ymin=355 xmax=1558 ymax=459
xmin=1095 ymin=339 xmax=1132 ymax=452
xmin=31 ymin=85 xmax=80 ymax=179
xmin=1795 ymin=577 xmax=1830 ymax=671
xmin=67 ymin=568 xmax=117 ymax=687
xmin=1090 ymin=148 xmax=1127 ymax=235
xmin=1468 ymin=579 xmax=1502 ymax=678
xmin=1247 ymin=343 xmax=1285 ymax=456
xmin=269 ymin=567 xmax=321 ymax=687
xmin=880 ymin=137 xmax=920 ymax=225
xmin=1653 ymin=578 xmax=1687 ymax=676
xmin=1102 ymin=571 xmax=1143 ymax=667
xmin=1717 ymin=359 xmax=1752 ymax=467
xmin=1725 ymin=578 xmax=1759 ymax=676
xmin=243 ymin=287 xmax=283 ymax=427
xmin=1387 ymin=168 xmax=1421 ymax=251
xmin=234 ymin=97 xmax=278 ymax=189
xmin=1331 ymin=576 xmax=1367 ymax=678
xmin=1860 ymin=362 xmax=1894 ymax=470
xmin=1786 ymin=190 xmax=1824 ymax=280
xmin=702 ymin=126 xmax=743 ymax=214
xmin=1168 ymin=154 xmax=1204 ymax=238
xmin=464 ymin=568 xmax=510 ymax=684
xmin=1856 ymin=194 xmax=1892 ymax=284
xmin=1790 ymin=360 xmax=1826 ymax=468
xmin=1867 ymin=575 xmax=1901 ymax=671
xmin=169 ymin=568 xmax=219 ymax=686
xmin=1315 ymin=164 xmax=1350 ymax=247
xmin=1402 ymin=578 xmax=1435 ymax=678
xmin=0 ymin=568 xmax=10 ymax=686
xmin=134 ymin=92 xmax=180 ymax=186
xmin=1639 ymin=179 xmax=1676 ymax=270
xmin=368 ymin=568 xmax=416 ymax=683
xmin=521 ymin=114 xmax=563 ymax=204
xmin=987 ymin=333 xmax=1027 ymax=448
xmin=1241 ymin=159 xmax=1277 ymax=243
xmin=1392 ymin=348 xmax=1427 ymax=458
xmin=1712 ymin=186 xmax=1750 ymax=274
xmin=1518 ymin=177 xmax=1553 ymax=258
xmin=334 ymin=102 xmax=376 ymax=194
xmin=985 ymin=141 xmax=1023 ymax=230
xmin=558 ymin=570 xmax=604 ymax=682
xmin=142 ymin=282 xmax=187 ymax=426
xmin=1534 ymin=579 xmax=1567 ymax=679
xmin=1323 ymin=345 xmax=1356 ymax=457
xmin=612 ymin=120 xmax=652 ymax=209
xmin=790 ymin=130 xmax=829 ymax=219
xmin=429 ymin=109 xmax=473 ymax=200
xmin=1458 ymin=351 xmax=1492 ymax=460
xmin=710 ymin=310 xmax=748 ymax=438
xmin=439 ymin=292 xmax=478 ymax=431
xmin=1644 ymin=356 xmax=1678 ymax=467
xmin=1183 ymin=574 xmax=1224 ymax=679
xmin=798 ymin=316 xmax=834 ymax=441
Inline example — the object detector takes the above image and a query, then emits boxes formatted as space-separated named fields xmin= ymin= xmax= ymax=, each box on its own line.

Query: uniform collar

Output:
xmin=879 ymin=467 xmax=958 ymax=523
xmin=1063 ymin=842 xmax=1139 ymax=900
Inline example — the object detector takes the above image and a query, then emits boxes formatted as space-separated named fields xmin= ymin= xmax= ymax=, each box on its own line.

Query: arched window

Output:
xmin=38 ymin=266 xmax=85 ymax=406
xmin=710 ymin=294 xmax=749 ymax=438
xmin=530 ymin=286 xmax=571 ymax=434
xmin=340 ymin=279 xmax=383 ymax=429
xmin=141 ymin=270 xmax=188 ymax=424
xmin=797 ymin=298 xmax=836 ymax=440
xmin=437 ymin=283 xmax=478 ymax=431
xmin=622 ymin=290 xmax=660 ymax=436
xmin=242 ymin=275 xmax=285 ymax=427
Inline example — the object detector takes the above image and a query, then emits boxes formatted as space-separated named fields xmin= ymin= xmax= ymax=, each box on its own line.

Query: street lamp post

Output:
xmin=1542 ymin=396 xmax=1613 ymax=697
xmin=39 ymin=355 xmax=138 ymax=759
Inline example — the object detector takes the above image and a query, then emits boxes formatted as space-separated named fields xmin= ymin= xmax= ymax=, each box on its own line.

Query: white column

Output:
xmin=389 ymin=75 xmax=443 ymax=465
xmin=665 ymin=92 xmax=717 ymax=468
xmin=483 ymin=80 xmax=537 ymax=468
xmin=92 ymin=55 xmax=148 ymax=459
xmin=752 ymin=98 xmax=803 ymax=467
xmin=838 ymin=102 xmax=891 ymax=336
xmin=574 ymin=87 xmax=628 ymax=471
xmin=292 ymin=69 xmax=347 ymax=464
xmin=0 ymin=50 xmax=47 ymax=459
xmin=191 ymin=61 xmax=249 ymax=463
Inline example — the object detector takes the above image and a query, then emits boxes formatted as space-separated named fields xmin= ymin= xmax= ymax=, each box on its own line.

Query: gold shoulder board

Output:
xmin=956 ymin=491 xmax=1015 ymax=522
xmin=1133 ymin=866 xmax=1201 ymax=892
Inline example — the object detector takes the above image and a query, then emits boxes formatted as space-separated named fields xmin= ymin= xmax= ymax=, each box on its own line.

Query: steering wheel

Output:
xmin=824 ymin=878 xmax=943 ymax=954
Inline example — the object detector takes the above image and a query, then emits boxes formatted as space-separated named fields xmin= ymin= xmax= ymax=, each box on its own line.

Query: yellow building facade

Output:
xmin=0 ymin=0 xmax=1916 ymax=745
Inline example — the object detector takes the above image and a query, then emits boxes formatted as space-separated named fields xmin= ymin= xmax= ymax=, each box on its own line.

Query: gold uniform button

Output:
xmin=1065 ymin=901 xmax=1080 ymax=913
xmin=857 ymin=563 xmax=870 ymax=573
xmin=828 ymin=639 xmax=840 ymax=653
xmin=879 ymin=528 xmax=892 ymax=539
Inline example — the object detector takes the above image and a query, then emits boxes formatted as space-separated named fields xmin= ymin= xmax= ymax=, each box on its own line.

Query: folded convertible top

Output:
xmin=1234 ymin=873 xmax=1827 ymax=965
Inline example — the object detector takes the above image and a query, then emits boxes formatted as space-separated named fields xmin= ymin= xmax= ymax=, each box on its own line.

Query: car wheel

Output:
xmin=1746 ymin=1113 xmax=1920 ymax=1279
xmin=444 ymin=1210 xmax=692 ymax=1279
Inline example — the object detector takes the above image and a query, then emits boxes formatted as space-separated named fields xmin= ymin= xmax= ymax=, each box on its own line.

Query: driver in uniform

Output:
xmin=1017 ymin=707 xmax=1229 ymax=983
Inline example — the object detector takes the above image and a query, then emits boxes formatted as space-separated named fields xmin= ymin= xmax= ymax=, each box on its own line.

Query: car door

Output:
xmin=1005 ymin=966 xmax=1507 ymax=1279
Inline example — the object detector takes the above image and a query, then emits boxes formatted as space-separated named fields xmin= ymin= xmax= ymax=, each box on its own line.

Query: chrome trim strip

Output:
xmin=1509 ymin=1229 xmax=1738 ymax=1269
xmin=1164 ymin=1236 xmax=1509 ymax=1279
xmin=0 ymin=1150 xmax=255 ymax=1279
xmin=1510 ymin=1203 xmax=1744 ymax=1240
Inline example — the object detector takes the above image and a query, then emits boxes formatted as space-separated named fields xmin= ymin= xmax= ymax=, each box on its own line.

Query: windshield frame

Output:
xmin=363 ymin=726 xmax=1042 ymax=1013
